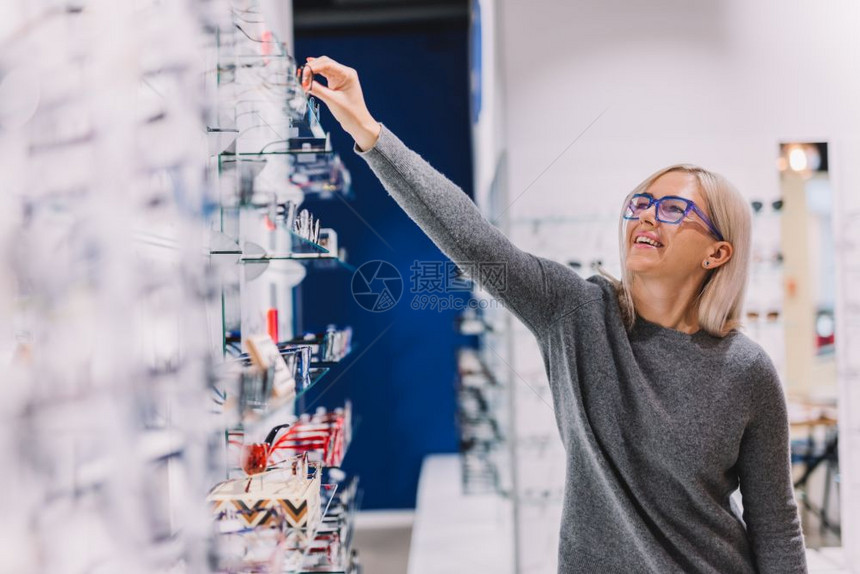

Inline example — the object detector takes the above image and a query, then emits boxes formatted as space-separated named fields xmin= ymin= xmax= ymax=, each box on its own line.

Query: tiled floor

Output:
xmin=354 ymin=526 xmax=412 ymax=574
xmin=798 ymin=466 xmax=843 ymax=571
xmin=354 ymin=511 xmax=414 ymax=574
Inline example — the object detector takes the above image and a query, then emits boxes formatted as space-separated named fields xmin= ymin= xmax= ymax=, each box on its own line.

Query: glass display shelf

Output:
xmin=134 ymin=229 xmax=225 ymax=260
xmin=209 ymin=230 xmax=355 ymax=272
xmin=259 ymin=228 xmax=326 ymax=253
xmin=212 ymin=250 xmax=355 ymax=273
xmin=289 ymin=152 xmax=352 ymax=200
xmin=222 ymin=333 xmax=353 ymax=367
xmin=215 ymin=152 xmax=353 ymax=202
xmin=309 ymin=350 xmax=356 ymax=369
xmin=211 ymin=211 xmax=328 ymax=253
xmin=218 ymin=143 xmax=332 ymax=158
xmin=215 ymin=98 xmax=331 ymax=157
xmin=239 ymin=253 xmax=355 ymax=272
xmin=227 ymin=341 xmax=354 ymax=371
xmin=244 ymin=227 xmax=328 ymax=255
xmin=276 ymin=365 xmax=330 ymax=404
xmin=219 ymin=366 xmax=330 ymax=434
xmin=211 ymin=372 xmax=334 ymax=443
xmin=207 ymin=127 xmax=240 ymax=156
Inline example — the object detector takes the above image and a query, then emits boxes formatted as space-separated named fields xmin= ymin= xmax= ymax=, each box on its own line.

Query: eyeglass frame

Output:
xmin=623 ymin=193 xmax=725 ymax=242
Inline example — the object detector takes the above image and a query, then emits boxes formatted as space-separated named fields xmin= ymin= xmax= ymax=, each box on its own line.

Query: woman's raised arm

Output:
xmin=301 ymin=56 xmax=591 ymax=335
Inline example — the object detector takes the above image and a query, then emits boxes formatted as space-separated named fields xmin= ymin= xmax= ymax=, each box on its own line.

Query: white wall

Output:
xmin=499 ymin=0 xmax=860 ymax=221
xmin=497 ymin=0 xmax=860 ymax=569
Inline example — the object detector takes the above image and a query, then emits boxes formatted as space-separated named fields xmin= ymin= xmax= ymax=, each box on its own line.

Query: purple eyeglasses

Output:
xmin=623 ymin=193 xmax=724 ymax=242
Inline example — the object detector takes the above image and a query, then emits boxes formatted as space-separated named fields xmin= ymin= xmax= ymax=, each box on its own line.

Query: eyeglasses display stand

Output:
xmin=509 ymin=221 xmax=589 ymax=574
xmin=0 ymin=0 xmax=362 ymax=572
xmin=207 ymin=3 xmax=362 ymax=572
xmin=744 ymin=194 xmax=787 ymax=383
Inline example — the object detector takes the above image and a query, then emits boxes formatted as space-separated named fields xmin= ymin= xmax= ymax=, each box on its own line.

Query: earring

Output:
xmin=704 ymin=261 xmax=710 ymax=268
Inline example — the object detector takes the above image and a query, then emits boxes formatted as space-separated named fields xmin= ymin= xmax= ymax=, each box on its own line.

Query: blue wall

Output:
xmin=295 ymin=25 xmax=474 ymax=509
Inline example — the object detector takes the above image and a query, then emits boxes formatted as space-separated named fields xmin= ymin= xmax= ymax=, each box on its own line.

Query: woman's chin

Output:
xmin=625 ymin=257 xmax=659 ymax=274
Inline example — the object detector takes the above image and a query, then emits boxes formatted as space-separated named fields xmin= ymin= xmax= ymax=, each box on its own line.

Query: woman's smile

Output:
xmin=632 ymin=230 xmax=664 ymax=249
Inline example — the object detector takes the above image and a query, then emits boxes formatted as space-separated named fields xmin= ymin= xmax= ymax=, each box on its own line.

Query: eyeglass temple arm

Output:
xmin=690 ymin=204 xmax=724 ymax=241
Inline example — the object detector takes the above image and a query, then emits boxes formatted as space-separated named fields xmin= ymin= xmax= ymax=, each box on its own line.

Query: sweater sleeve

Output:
xmin=354 ymin=123 xmax=580 ymax=336
xmin=736 ymin=352 xmax=807 ymax=574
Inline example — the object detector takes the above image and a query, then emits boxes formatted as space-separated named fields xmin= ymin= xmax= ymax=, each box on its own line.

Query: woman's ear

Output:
xmin=704 ymin=241 xmax=733 ymax=270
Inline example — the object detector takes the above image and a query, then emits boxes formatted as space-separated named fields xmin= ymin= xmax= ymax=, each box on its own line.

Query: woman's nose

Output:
xmin=639 ymin=203 xmax=659 ymax=226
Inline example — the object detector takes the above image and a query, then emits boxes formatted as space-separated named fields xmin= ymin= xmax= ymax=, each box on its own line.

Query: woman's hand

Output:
xmin=299 ymin=56 xmax=381 ymax=152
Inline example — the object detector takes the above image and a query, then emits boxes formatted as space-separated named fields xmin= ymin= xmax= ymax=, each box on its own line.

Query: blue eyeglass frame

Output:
xmin=623 ymin=193 xmax=725 ymax=242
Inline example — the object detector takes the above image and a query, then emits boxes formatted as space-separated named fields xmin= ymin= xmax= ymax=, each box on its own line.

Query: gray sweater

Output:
xmin=356 ymin=124 xmax=807 ymax=573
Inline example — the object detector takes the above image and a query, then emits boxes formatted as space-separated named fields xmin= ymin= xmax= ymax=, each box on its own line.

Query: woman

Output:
xmin=299 ymin=56 xmax=807 ymax=573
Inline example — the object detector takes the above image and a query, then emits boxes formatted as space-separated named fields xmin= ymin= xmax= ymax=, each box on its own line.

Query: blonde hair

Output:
xmin=600 ymin=164 xmax=752 ymax=338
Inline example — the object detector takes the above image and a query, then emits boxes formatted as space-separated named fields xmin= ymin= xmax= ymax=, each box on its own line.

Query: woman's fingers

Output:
xmin=307 ymin=79 xmax=336 ymax=104
xmin=296 ymin=56 xmax=378 ymax=150
xmin=299 ymin=65 xmax=313 ymax=91
xmin=304 ymin=55 xmax=338 ymax=74
xmin=300 ymin=56 xmax=355 ymax=88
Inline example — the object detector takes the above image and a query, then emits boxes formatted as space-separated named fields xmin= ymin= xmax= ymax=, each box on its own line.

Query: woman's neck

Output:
xmin=630 ymin=274 xmax=702 ymax=334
